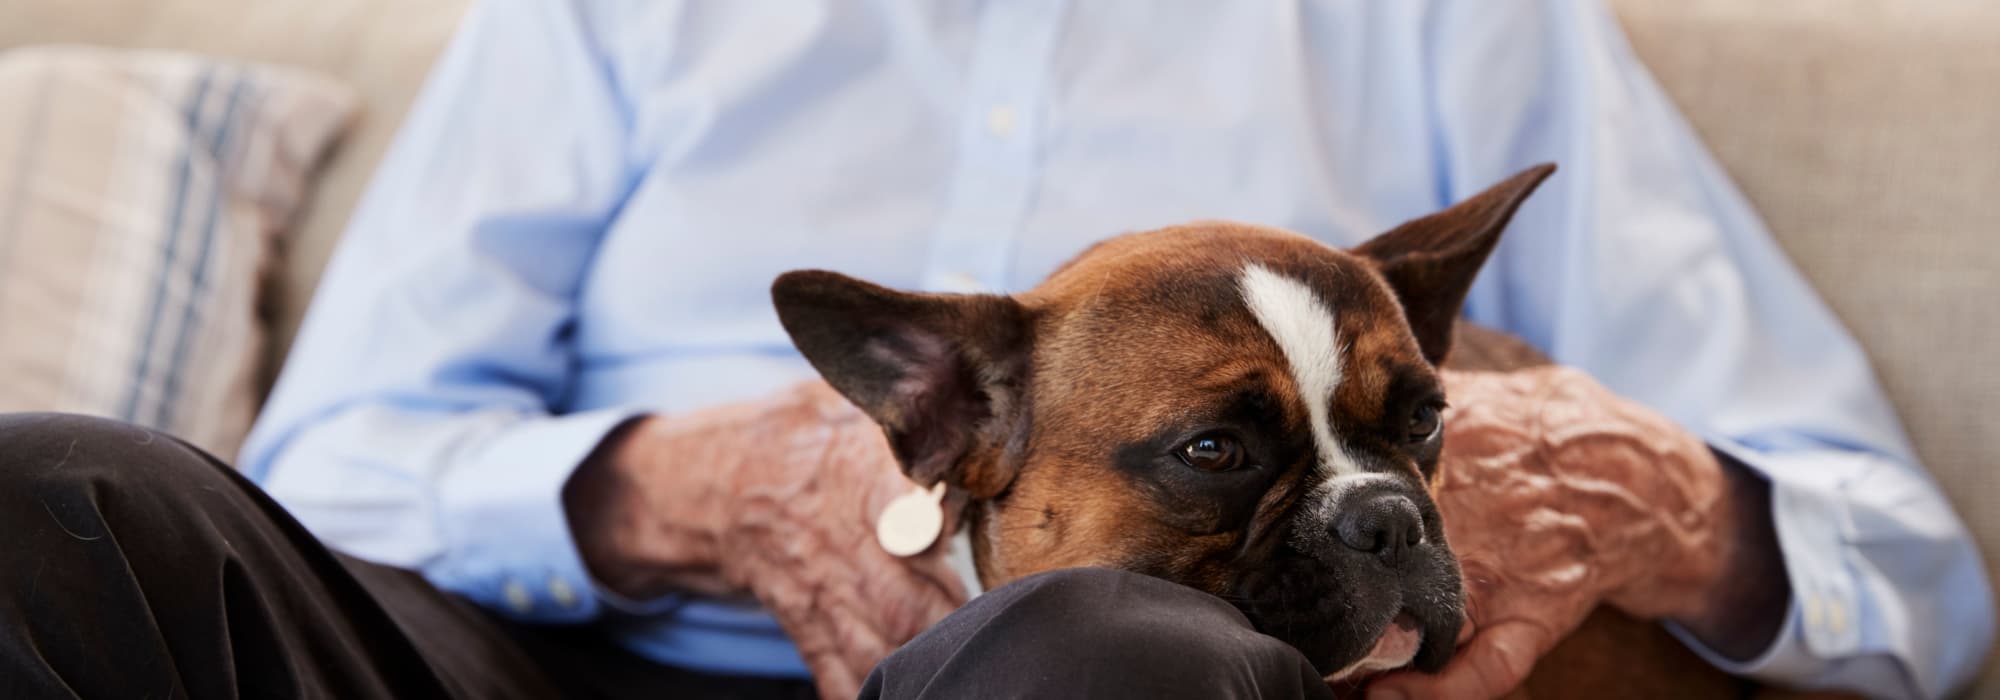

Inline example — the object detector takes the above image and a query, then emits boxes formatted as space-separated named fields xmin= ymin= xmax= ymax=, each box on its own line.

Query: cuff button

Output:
xmin=1803 ymin=593 xmax=1827 ymax=633
xmin=503 ymin=581 xmax=534 ymax=614
xmin=1825 ymin=600 xmax=1849 ymax=635
xmin=550 ymin=577 xmax=579 ymax=609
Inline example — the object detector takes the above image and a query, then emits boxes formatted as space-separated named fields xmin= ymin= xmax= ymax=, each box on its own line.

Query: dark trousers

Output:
xmin=0 ymin=413 xmax=1332 ymax=699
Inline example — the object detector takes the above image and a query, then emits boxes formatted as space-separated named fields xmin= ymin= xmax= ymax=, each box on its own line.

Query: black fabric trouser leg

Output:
xmin=861 ymin=567 xmax=1337 ymax=700
xmin=0 ymin=413 xmax=812 ymax=699
xmin=1 ymin=412 xmax=1326 ymax=700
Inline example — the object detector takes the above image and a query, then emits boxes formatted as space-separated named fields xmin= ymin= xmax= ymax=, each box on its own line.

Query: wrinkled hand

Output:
xmin=1367 ymin=367 xmax=1732 ymax=699
xmin=717 ymin=383 xmax=968 ymax=698
xmin=567 ymin=382 xmax=966 ymax=699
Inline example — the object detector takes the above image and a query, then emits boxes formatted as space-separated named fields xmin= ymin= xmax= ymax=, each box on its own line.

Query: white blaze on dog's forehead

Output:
xmin=1239 ymin=264 xmax=1361 ymax=478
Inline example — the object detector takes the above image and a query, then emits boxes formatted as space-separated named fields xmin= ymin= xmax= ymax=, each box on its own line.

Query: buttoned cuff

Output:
xmin=430 ymin=407 xmax=648 ymax=623
xmin=1664 ymin=437 xmax=1871 ymax=682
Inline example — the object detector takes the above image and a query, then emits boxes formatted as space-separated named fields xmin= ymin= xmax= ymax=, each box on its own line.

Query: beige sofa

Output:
xmin=5 ymin=0 xmax=1996 ymax=694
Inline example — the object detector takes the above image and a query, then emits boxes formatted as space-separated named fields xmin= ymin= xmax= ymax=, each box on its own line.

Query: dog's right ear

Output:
xmin=772 ymin=271 xmax=1032 ymax=498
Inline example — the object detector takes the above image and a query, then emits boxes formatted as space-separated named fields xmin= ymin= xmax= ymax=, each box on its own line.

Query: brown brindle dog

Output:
xmin=771 ymin=164 xmax=1554 ymax=682
xmin=771 ymin=163 xmax=1866 ymax=697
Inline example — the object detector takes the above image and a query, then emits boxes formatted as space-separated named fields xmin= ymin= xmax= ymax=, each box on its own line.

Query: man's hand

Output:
xmin=1367 ymin=367 xmax=1745 ymax=699
xmin=564 ymin=382 xmax=967 ymax=699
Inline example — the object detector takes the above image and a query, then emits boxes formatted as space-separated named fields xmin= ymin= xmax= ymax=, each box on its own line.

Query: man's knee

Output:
xmin=870 ymin=567 xmax=1331 ymax=699
xmin=986 ymin=567 xmax=1288 ymax=661
xmin=0 ymin=412 xmax=237 ymax=549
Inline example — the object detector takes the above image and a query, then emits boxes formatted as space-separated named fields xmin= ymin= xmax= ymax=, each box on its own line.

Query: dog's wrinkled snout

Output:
xmin=1332 ymin=491 xmax=1424 ymax=566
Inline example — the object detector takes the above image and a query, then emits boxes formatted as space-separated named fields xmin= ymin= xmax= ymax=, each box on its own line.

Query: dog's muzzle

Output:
xmin=1236 ymin=474 xmax=1464 ymax=678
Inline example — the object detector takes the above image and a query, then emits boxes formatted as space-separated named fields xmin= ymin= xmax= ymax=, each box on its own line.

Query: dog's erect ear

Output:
xmin=772 ymin=270 xmax=1032 ymax=498
xmin=1353 ymin=163 xmax=1556 ymax=366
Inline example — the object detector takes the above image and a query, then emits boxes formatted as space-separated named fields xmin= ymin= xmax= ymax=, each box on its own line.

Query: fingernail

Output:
xmin=1368 ymin=688 xmax=1406 ymax=700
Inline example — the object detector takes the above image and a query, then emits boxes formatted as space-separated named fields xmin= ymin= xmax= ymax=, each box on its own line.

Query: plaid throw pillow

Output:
xmin=0 ymin=46 xmax=356 ymax=459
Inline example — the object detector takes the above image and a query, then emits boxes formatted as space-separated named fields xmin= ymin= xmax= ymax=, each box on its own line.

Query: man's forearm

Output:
xmin=1668 ymin=451 xmax=1790 ymax=661
xmin=560 ymin=385 xmax=839 ymax=600
xmin=559 ymin=382 xmax=890 ymax=602
xmin=563 ymin=414 xmax=735 ymax=600
xmin=562 ymin=383 xmax=967 ymax=699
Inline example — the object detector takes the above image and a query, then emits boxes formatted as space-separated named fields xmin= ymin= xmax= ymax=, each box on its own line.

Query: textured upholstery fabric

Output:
xmin=1608 ymin=3 xmax=2000 ymax=689
xmin=0 ymin=46 xmax=354 ymax=459
xmin=1 ymin=0 xmax=1994 ymax=692
xmin=0 ymin=0 xmax=471 ymax=358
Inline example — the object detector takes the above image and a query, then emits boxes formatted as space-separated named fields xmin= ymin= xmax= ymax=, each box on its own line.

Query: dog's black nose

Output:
xmin=1333 ymin=492 xmax=1424 ymax=565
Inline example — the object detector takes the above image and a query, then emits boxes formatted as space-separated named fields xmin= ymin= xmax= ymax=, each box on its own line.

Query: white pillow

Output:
xmin=0 ymin=46 xmax=356 ymax=459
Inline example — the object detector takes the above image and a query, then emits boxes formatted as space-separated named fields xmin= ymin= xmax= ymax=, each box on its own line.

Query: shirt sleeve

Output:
xmin=239 ymin=0 xmax=651 ymax=624
xmin=1423 ymin=1 xmax=1995 ymax=697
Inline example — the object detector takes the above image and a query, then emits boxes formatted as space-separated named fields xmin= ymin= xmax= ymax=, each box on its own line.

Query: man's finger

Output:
xmin=877 ymin=568 xmax=962 ymax=640
xmin=907 ymin=551 xmax=971 ymax=606
xmin=811 ymin=654 xmax=860 ymax=700
xmin=799 ymin=627 xmax=870 ymax=700
xmin=849 ymin=557 xmax=954 ymax=640
xmin=1366 ymin=620 xmax=1553 ymax=700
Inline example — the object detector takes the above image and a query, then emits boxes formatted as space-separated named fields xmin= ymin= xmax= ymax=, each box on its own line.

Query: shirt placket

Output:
xmin=921 ymin=0 xmax=1067 ymax=294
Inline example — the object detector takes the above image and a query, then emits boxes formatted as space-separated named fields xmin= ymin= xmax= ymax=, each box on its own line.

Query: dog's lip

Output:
xmin=1324 ymin=612 xmax=1423 ymax=683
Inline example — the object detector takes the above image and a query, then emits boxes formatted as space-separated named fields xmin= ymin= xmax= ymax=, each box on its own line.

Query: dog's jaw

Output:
xmin=1326 ymin=612 xmax=1424 ymax=682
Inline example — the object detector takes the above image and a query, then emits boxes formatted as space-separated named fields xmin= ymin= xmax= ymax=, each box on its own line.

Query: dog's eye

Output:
xmin=1178 ymin=434 xmax=1246 ymax=472
xmin=1407 ymin=403 xmax=1442 ymax=443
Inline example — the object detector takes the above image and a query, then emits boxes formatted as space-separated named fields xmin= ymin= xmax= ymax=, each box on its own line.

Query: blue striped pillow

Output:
xmin=0 ymin=46 xmax=356 ymax=459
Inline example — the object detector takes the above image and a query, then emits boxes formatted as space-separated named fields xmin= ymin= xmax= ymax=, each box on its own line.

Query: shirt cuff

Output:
xmin=429 ymin=407 xmax=646 ymax=623
xmin=1665 ymin=437 xmax=1870 ymax=683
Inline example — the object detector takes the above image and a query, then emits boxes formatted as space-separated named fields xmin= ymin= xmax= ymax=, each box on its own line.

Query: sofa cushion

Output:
xmin=0 ymin=46 xmax=354 ymax=458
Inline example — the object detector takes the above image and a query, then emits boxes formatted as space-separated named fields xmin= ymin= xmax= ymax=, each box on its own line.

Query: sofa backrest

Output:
xmin=1614 ymin=0 xmax=2000 ymax=689
xmin=5 ymin=0 xmax=1997 ymax=692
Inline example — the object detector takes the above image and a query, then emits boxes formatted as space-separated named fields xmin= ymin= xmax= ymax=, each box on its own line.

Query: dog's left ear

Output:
xmin=772 ymin=271 xmax=1032 ymax=498
xmin=1353 ymin=163 xmax=1556 ymax=365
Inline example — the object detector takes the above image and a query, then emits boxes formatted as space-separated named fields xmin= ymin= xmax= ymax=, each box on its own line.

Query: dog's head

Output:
xmin=772 ymin=165 xmax=1554 ymax=678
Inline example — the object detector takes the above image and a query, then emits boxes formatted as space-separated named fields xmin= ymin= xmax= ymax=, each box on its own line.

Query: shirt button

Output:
xmin=503 ymin=581 xmax=533 ymax=614
xmin=549 ymin=577 xmax=579 ymax=609
xmin=985 ymin=105 xmax=1017 ymax=139
xmin=1824 ymin=599 xmax=1849 ymax=635
xmin=1803 ymin=593 xmax=1826 ymax=633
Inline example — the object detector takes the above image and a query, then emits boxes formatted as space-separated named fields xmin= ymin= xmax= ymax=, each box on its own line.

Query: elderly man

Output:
xmin=1 ymin=1 xmax=1989 ymax=698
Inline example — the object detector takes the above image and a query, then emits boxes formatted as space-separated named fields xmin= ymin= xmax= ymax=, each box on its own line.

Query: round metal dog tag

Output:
xmin=877 ymin=482 xmax=946 ymax=557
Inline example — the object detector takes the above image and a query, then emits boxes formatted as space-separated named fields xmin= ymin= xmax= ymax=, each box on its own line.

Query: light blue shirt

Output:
xmin=241 ymin=0 xmax=1994 ymax=696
